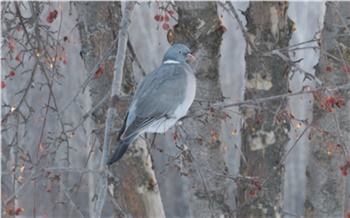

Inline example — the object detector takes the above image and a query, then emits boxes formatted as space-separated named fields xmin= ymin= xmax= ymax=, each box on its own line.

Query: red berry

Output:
xmin=168 ymin=10 xmax=174 ymax=15
xmin=7 ymin=209 xmax=14 ymax=215
xmin=220 ymin=25 xmax=227 ymax=32
xmin=46 ymin=16 xmax=54 ymax=23
xmin=1 ymin=81 xmax=6 ymax=89
xmin=342 ymin=168 xmax=348 ymax=176
xmin=15 ymin=54 xmax=21 ymax=62
xmin=162 ymin=23 xmax=170 ymax=30
xmin=14 ymin=208 xmax=23 ymax=216
xmin=336 ymin=98 xmax=345 ymax=108
xmin=98 ymin=66 xmax=105 ymax=72
xmin=9 ymin=71 xmax=15 ymax=77
xmin=93 ymin=66 xmax=105 ymax=78
xmin=164 ymin=15 xmax=170 ymax=22
xmin=249 ymin=190 xmax=256 ymax=195
xmin=154 ymin=14 xmax=160 ymax=21
xmin=325 ymin=65 xmax=332 ymax=72
xmin=326 ymin=96 xmax=337 ymax=105
xmin=16 ymin=27 xmax=21 ymax=31
xmin=8 ymin=43 xmax=14 ymax=51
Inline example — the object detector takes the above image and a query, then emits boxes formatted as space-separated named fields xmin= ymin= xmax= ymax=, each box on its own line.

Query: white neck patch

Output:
xmin=163 ymin=60 xmax=180 ymax=64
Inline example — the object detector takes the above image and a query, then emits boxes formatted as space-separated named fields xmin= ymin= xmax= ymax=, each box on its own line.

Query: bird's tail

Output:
xmin=107 ymin=136 xmax=136 ymax=165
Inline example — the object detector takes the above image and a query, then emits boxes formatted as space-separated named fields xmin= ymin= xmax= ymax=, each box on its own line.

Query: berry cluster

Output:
xmin=154 ymin=9 xmax=174 ymax=30
xmin=46 ymin=10 xmax=58 ymax=23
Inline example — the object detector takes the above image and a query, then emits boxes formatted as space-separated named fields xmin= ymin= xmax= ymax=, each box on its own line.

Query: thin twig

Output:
xmin=2 ymin=172 xmax=39 ymax=208
xmin=59 ymin=180 xmax=84 ymax=218
xmin=271 ymin=49 xmax=323 ymax=85
xmin=221 ymin=1 xmax=270 ymax=74
xmin=1 ymin=168 xmax=102 ymax=175
xmin=180 ymin=82 xmax=350 ymax=123
xmin=188 ymin=152 xmax=216 ymax=218
xmin=67 ymin=90 xmax=111 ymax=133
xmin=221 ymin=1 xmax=257 ymax=55
xmin=213 ymin=83 xmax=350 ymax=110
xmin=107 ymin=187 xmax=125 ymax=215
xmin=127 ymin=39 xmax=146 ymax=77
xmin=59 ymin=35 xmax=119 ymax=116
xmin=232 ymin=127 xmax=308 ymax=214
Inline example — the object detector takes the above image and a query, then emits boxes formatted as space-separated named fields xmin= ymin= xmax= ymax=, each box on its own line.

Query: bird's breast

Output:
xmin=173 ymin=71 xmax=196 ymax=119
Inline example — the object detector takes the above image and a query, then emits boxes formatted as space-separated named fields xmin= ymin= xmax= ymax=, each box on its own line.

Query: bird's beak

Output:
xmin=187 ymin=53 xmax=196 ymax=61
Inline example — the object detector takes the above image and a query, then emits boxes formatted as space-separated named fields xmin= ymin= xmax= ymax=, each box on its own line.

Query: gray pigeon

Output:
xmin=107 ymin=44 xmax=196 ymax=165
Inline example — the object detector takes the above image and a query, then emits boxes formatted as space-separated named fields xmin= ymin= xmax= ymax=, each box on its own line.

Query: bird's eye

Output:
xmin=178 ymin=50 xmax=182 ymax=54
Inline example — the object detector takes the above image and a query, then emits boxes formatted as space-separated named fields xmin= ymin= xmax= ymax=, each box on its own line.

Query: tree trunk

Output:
xmin=76 ymin=2 xmax=165 ymax=217
xmin=237 ymin=2 xmax=293 ymax=217
xmin=173 ymin=2 xmax=230 ymax=217
xmin=305 ymin=2 xmax=350 ymax=217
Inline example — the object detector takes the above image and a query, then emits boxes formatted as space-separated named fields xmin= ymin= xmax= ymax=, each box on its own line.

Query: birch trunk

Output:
xmin=305 ymin=2 xmax=350 ymax=217
xmin=173 ymin=2 xmax=230 ymax=217
xmin=237 ymin=2 xmax=293 ymax=217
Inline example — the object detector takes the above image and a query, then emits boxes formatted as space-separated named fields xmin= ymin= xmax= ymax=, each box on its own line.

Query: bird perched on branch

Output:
xmin=107 ymin=44 xmax=196 ymax=165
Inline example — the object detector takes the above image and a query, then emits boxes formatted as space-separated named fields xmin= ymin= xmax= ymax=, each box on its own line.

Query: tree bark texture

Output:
xmin=237 ymin=2 xmax=293 ymax=217
xmin=77 ymin=2 xmax=165 ymax=217
xmin=305 ymin=2 xmax=350 ymax=217
xmin=173 ymin=2 xmax=230 ymax=217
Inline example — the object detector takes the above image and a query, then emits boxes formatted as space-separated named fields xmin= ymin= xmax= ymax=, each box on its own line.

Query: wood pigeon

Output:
xmin=107 ymin=44 xmax=196 ymax=165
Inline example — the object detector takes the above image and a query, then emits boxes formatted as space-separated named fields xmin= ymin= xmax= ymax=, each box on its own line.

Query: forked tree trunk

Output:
xmin=305 ymin=2 xmax=350 ymax=217
xmin=237 ymin=2 xmax=293 ymax=217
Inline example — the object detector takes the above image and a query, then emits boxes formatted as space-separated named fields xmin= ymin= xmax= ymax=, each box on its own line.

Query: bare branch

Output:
xmin=59 ymin=180 xmax=84 ymax=218
xmin=2 ymin=172 xmax=39 ymax=208
xmin=94 ymin=2 xmax=136 ymax=218
xmin=180 ymin=83 xmax=350 ymax=122
xmin=221 ymin=1 xmax=270 ymax=74
xmin=127 ymin=39 xmax=146 ymax=77
xmin=59 ymin=36 xmax=119 ymax=116
xmin=1 ymin=168 xmax=102 ymax=175
xmin=214 ymin=83 xmax=350 ymax=110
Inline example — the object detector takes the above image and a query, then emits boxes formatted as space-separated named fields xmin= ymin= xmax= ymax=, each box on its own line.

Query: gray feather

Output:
xmin=121 ymin=63 xmax=192 ymax=139
xmin=107 ymin=44 xmax=196 ymax=165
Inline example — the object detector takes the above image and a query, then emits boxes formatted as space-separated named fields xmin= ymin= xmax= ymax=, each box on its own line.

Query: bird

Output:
xmin=107 ymin=44 xmax=196 ymax=165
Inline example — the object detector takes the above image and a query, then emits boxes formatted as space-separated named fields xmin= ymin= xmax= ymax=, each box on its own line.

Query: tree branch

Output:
xmin=2 ymin=172 xmax=39 ymax=208
xmin=127 ymin=39 xmax=146 ymax=77
xmin=180 ymin=82 xmax=350 ymax=122
xmin=94 ymin=2 xmax=136 ymax=218
xmin=221 ymin=1 xmax=270 ymax=74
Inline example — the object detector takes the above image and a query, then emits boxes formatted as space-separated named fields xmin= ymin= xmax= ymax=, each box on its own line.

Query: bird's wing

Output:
xmin=120 ymin=64 xmax=190 ymax=140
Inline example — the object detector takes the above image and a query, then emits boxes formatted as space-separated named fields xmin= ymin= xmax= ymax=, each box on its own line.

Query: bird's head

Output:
xmin=162 ymin=44 xmax=196 ymax=64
